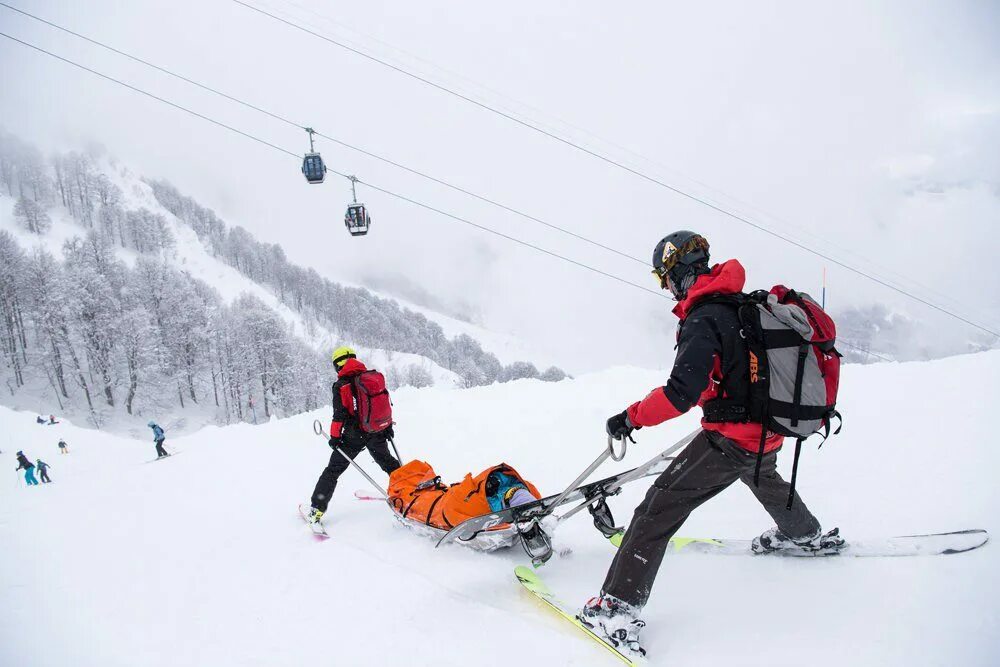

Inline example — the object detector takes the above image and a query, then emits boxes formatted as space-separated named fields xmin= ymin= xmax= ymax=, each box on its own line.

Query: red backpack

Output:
xmin=353 ymin=370 xmax=393 ymax=434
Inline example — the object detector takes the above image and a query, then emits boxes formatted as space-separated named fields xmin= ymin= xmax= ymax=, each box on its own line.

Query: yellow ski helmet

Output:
xmin=331 ymin=345 xmax=357 ymax=368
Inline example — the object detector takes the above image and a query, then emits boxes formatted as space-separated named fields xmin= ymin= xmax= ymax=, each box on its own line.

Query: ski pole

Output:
xmin=312 ymin=419 xmax=389 ymax=500
xmin=388 ymin=437 xmax=402 ymax=464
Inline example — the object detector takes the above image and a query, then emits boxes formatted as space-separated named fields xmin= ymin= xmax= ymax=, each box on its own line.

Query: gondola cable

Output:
xmin=0 ymin=0 xmax=648 ymax=265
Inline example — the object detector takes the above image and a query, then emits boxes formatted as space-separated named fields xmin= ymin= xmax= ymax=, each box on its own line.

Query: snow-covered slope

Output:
xmin=1 ymin=353 xmax=997 ymax=666
xmin=14 ymin=161 xmax=472 ymax=383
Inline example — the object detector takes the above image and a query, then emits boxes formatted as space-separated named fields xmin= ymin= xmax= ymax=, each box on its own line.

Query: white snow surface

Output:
xmin=1 ymin=352 xmax=998 ymax=666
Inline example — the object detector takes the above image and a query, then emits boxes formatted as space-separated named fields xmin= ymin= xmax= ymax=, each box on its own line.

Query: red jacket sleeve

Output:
xmin=626 ymin=387 xmax=684 ymax=428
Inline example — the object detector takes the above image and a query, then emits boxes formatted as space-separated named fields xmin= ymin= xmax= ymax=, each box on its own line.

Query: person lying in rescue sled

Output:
xmin=303 ymin=346 xmax=401 ymax=527
xmin=387 ymin=460 xmax=542 ymax=549
xmin=581 ymin=231 xmax=844 ymax=656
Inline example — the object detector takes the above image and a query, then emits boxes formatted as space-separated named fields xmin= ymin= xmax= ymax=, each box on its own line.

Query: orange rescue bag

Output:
xmin=388 ymin=460 xmax=541 ymax=531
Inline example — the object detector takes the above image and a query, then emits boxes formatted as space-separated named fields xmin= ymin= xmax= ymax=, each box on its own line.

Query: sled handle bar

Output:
xmin=554 ymin=428 xmax=699 ymax=527
xmin=544 ymin=433 xmax=631 ymax=516
xmin=607 ymin=434 xmax=628 ymax=462
xmin=313 ymin=419 xmax=389 ymax=500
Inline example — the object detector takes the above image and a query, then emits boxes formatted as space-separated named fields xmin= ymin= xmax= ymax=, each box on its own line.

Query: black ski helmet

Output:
xmin=651 ymin=231 xmax=711 ymax=299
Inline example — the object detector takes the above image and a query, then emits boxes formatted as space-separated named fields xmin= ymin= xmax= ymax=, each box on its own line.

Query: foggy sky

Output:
xmin=2 ymin=0 xmax=998 ymax=372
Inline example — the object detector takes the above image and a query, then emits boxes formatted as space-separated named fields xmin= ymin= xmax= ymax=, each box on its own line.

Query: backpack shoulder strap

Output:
xmin=684 ymin=292 xmax=748 ymax=317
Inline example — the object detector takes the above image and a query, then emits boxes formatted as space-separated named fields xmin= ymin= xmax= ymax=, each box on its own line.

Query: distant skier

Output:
xmin=36 ymin=459 xmax=52 ymax=483
xmin=48 ymin=414 xmax=59 ymax=425
xmin=58 ymin=438 xmax=69 ymax=454
xmin=36 ymin=416 xmax=45 ymax=425
xmin=581 ymin=231 xmax=843 ymax=656
xmin=303 ymin=346 xmax=401 ymax=526
xmin=148 ymin=421 xmax=169 ymax=458
xmin=15 ymin=451 xmax=38 ymax=486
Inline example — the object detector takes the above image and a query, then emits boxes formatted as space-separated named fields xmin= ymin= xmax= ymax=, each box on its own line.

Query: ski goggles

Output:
xmin=651 ymin=266 xmax=671 ymax=290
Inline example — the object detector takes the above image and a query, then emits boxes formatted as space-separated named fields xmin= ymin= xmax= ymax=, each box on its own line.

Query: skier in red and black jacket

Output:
xmin=303 ymin=346 xmax=400 ymax=525
xmin=579 ymin=231 xmax=843 ymax=656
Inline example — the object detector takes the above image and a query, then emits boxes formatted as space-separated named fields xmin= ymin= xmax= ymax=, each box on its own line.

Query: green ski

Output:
xmin=514 ymin=565 xmax=640 ymax=666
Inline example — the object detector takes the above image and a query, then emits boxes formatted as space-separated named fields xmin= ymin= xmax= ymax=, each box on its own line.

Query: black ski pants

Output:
xmin=40 ymin=470 xmax=51 ymax=483
xmin=155 ymin=438 xmax=168 ymax=458
xmin=310 ymin=436 xmax=400 ymax=512
xmin=602 ymin=429 xmax=820 ymax=609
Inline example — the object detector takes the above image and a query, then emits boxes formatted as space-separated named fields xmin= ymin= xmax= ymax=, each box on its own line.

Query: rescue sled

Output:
xmin=386 ymin=460 xmax=543 ymax=554
xmin=436 ymin=431 xmax=698 ymax=564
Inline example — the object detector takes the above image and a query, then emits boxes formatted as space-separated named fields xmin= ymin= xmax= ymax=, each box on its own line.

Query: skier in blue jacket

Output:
xmin=36 ymin=459 xmax=52 ymax=483
xmin=148 ymin=421 xmax=169 ymax=458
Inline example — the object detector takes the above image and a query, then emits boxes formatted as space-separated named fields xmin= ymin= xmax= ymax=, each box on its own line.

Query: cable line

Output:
xmin=0 ymin=30 xmax=899 ymax=361
xmin=0 ymin=1 xmax=647 ymax=266
xmin=351 ymin=178 xmax=662 ymax=295
xmin=0 ymin=32 xmax=298 ymax=159
xmin=230 ymin=0 xmax=999 ymax=339
xmin=0 ymin=1 xmax=301 ymax=131
xmin=0 ymin=30 xmax=661 ymax=300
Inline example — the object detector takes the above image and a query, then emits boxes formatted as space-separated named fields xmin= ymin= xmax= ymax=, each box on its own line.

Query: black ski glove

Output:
xmin=606 ymin=410 xmax=638 ymax=441
xmin=328 ymin=436 xmax=342 ymax=450
xmin=384 ymin=425 xmax=395 ymax=440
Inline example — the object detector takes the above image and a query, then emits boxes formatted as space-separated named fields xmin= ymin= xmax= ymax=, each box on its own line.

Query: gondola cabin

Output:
xmin=344 ymin=203 xmax=371 ymax=236
xmin=302 ymin=153 xmax=327 ymax=184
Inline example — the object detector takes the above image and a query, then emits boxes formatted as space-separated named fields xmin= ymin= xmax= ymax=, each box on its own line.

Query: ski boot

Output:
xmin=516 ymin=519 xmax=553 ymax=566
xmin=752 ymin=526 xmax=845 ymax=554
xmin=304 ymin=506 xmax=324 ymax=525
xmin=579 ymin=595 xmax=646 ymax=657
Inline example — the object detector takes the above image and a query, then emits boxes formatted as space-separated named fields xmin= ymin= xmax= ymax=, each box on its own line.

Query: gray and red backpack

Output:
xmin=700 ymin=285 xmax=842 ymax=507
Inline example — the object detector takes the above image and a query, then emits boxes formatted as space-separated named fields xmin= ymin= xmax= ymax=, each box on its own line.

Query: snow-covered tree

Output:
xmin=13 ymin=196 xmax=51 ymax=234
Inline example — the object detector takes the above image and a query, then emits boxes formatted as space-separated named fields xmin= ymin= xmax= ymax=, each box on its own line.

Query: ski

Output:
xmin=144 ymin=452 xmax=179 ymax=464
xmin=608 ymin=528 xmax=989 ymax=557
xmin=514 ymin=566 xmax=640 ymax=666
xmin=354 ymin=490 xmax=383 ymax=502
xmin=297 ymin=504 xmax=329 ymax=541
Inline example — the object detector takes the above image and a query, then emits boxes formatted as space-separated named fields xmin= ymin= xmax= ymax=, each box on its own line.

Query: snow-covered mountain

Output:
xmin=0 ymin=131 xmax=564 ymax=433
xmin=1 ymin=350 xmax=996 ymax=666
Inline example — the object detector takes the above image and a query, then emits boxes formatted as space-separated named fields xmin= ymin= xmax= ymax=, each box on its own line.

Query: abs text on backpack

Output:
xmin=352 ymin=370 xmax=393 ymax=434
